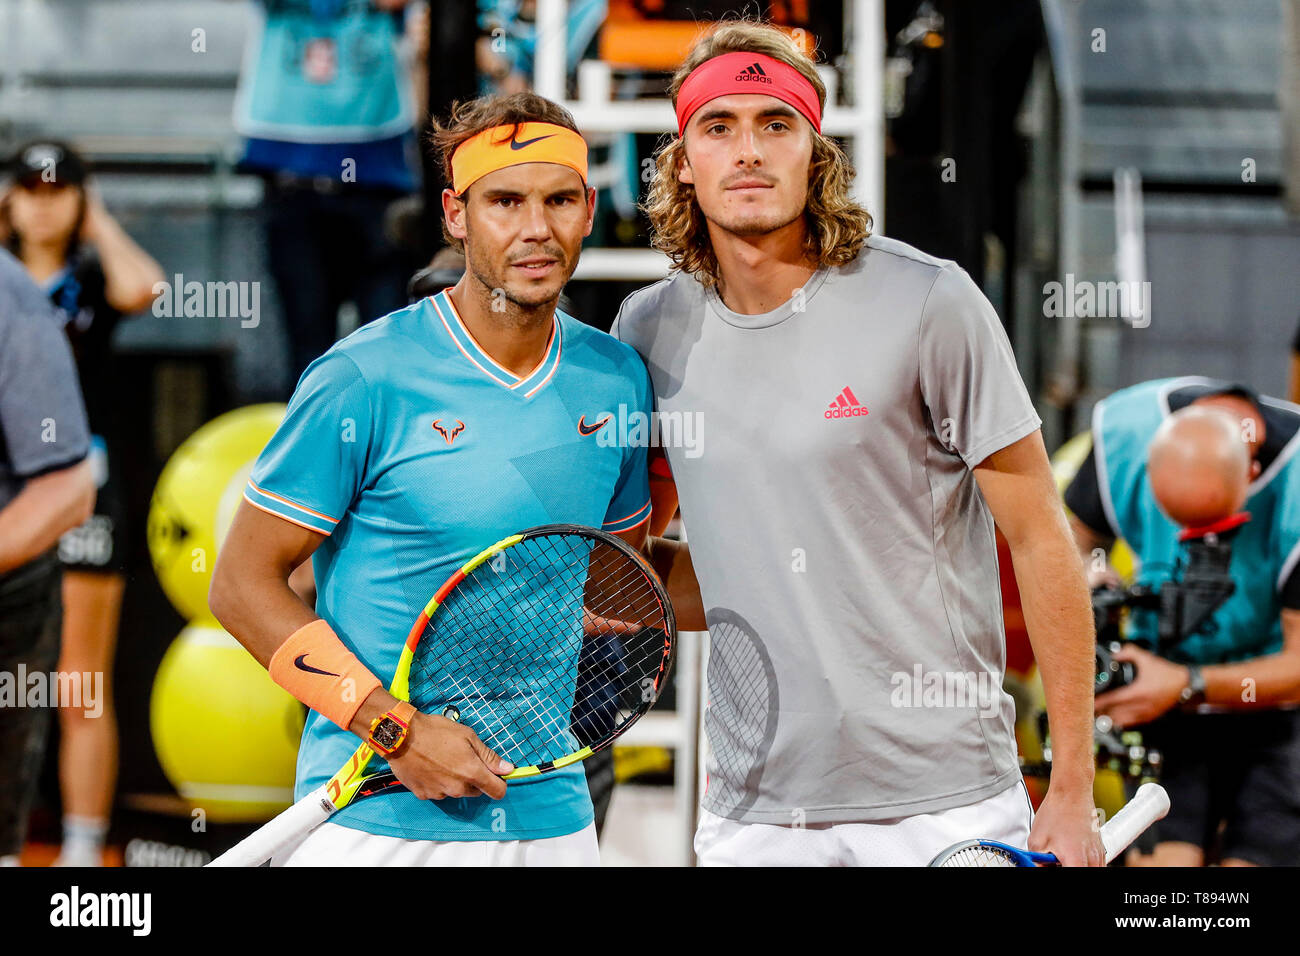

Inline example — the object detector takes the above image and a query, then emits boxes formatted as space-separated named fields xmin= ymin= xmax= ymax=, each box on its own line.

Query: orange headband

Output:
xmin=450 ymin=122 xmax=588 ymax=195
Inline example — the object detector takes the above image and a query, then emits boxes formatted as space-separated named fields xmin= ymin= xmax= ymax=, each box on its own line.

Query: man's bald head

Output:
xmin=1193 ymin=392 xmax=1265 ymax=458
xmin=1147 ymin=405 xmax=1253 ymax=527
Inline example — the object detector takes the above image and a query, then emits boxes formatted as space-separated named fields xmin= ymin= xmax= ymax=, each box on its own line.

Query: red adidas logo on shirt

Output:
xmin=825 ymin=386 xmax=868 ymax=419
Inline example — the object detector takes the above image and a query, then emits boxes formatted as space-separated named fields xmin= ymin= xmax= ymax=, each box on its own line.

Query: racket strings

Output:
xmin=406 ymin=532 xmax=670 ymax=767
xmin=507 ymin=536 xmax=666 ymax=750
xmin=422 ymin=555 xmax=586 ymax=751
xmin=935 ymin=845 xmax=1020 ymax=867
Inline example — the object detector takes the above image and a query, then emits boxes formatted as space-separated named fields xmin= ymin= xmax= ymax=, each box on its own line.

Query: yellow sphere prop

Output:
xmin=150 ymin=623 xmax=304 ymax=822
xmin=146 ymin=404 xmax=285 ymax=622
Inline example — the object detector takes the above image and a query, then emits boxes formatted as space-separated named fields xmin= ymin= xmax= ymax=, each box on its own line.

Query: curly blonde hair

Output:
xmin=643 ymin=20 xmax=872 ymax=286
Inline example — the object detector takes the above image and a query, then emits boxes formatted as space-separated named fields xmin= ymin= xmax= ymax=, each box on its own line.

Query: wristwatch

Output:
xmin=1178 ymin=665 xmax=1207 ymax=707
xmin=366 ymin=701 xmax=416 ymax=757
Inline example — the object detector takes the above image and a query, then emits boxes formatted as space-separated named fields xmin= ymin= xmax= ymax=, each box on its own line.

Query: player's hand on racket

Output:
xmin=386 ymin=711 xmax=512 ymax=801
xmin=1026 ymin=785 xmax=1106 ymax=866
xmin=348 ymin=689 xmax=512 ymax=800
xmin=209 ymin=525 xmax=675 ymax=866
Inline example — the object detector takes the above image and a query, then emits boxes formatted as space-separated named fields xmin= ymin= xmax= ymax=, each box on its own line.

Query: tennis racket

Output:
xmin=208 ymin=524 xmax=675 ymax=867
xmin=929 ymin=782 xmax=1170 ymax=867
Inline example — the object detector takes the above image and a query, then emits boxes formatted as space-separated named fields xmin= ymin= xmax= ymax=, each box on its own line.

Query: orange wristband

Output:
xmin=268 ymin=619 xmax=383 ymax=731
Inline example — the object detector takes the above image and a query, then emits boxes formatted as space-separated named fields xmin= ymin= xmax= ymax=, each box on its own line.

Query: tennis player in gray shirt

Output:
xmin=613 ymin=21 xmax=1103 ymax=865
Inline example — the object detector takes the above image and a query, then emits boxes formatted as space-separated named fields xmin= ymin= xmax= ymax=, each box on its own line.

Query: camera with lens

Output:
xmin=1092 ymin=527 xmax=1238 ymax=694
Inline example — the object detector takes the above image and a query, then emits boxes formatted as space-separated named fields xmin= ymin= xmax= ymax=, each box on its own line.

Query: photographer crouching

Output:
xmin=1065 ymin=377 xmax=1300 ymax=866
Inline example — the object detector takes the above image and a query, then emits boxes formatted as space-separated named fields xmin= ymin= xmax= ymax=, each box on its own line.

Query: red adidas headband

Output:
xmin=675 ymin=51 xmax=822 ymax=136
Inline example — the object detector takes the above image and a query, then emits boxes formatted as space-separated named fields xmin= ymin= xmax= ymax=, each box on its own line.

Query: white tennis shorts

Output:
xmin=695 ymin=780 xmax=1034 ymax=866
xmin=272 ymin=821 xmax=600 ymax=867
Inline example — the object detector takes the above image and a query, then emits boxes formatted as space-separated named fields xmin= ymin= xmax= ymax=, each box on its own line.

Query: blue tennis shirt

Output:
xmin=245 ymin=290 xmax=653 ymax=841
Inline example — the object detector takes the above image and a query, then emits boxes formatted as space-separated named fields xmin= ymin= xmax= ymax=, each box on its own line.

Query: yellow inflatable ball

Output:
xmin=150 ymin=622 xmax=304 ymax=822
xmin=146 ymin=404 xmax=285 ymax=622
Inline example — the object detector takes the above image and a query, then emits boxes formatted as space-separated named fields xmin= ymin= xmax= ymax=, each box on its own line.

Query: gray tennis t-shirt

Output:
xmin=0 ymin=247 xmax=90 ymax=516
xmin=611 ymin=235 xmax=1042 ymax=823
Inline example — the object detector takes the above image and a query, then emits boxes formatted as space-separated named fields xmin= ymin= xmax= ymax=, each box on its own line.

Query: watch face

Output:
xmin=372 ymin=717 xmax=402 ymax=750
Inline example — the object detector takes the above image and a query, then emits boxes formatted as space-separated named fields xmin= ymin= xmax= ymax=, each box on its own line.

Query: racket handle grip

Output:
xmin=1100 ymin=782 xmax=1170 ymax=864
xmin=206 ymin=785 xmax=335 ymax=867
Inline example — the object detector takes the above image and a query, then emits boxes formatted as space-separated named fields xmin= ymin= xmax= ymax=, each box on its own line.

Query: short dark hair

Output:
xmin=1206 ymin=382 xmax=1263 ymax=410
xmin=429 ymin=92 xmax=581 ymax=254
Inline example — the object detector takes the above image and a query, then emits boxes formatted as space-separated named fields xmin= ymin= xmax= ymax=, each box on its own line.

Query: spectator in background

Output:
xmin=1066 ymin=378 xmax=1300 ymax=866
xmin=474 ymin=2 xmax=643 ymax=244
xmin=232 ymin=0 xmax=421 ymax=385
xmin=0 ymin=140 xmax=163 ymax=867
xmin=0 ymin=247 xmax=96 ymax=867
xmin=477 ymin=1 xmax=609 ymax=94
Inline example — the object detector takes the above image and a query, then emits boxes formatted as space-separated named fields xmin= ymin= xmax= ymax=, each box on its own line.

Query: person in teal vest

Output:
xmin=233 ymin=0 xmax=420 ymax=387
xmin=1065 ymin=376 xmax=1300 ymax=866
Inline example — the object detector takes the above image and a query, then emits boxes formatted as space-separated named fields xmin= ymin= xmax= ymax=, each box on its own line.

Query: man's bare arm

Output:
xmin=634 ymin=452 xmax=706 ymax=631
xmin=209 ymin=500 xmax=508 ymax=799
xmin=1202 ymin=609 xmax=1300 ymax=706
xmin=975 ymin=432 xmax=1095 ymax=784
xmin=0 ymin=460 xmax=95 ymax=574
xmin=1098 ymin=609 xmax=1300 ymax=726
xmin=973 ymin=429 xmax=1103 ymax=866
xmin=208 ymin=502 xmax=407 ymax=740
xmin=208 ymin=501 xmax=321 ymax=664
xmin=82 ymin=196 xmax=165 ymax=314
xmin=614 ymin=507 xmax=706 ymax=633
xmin=288 ymin=559 xmax=316 ymax=606
xmin=648 ymin=448 xmax=678 ymax=538
xmin=645 ymin=536 xmax=705 ymax=631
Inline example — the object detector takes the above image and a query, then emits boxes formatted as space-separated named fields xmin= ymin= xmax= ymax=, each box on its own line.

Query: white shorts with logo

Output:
xmin=694 ymin=781 xmax=1034 ymax=866
xmin=272 ymin=821 xmax=600 ymax=867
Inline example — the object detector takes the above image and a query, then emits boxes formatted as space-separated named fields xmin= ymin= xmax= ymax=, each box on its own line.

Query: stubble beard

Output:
xmin=466 ymin=252 xmax=563 ymax=331
xmin=710 ymin=201 xmax=805 ymax=239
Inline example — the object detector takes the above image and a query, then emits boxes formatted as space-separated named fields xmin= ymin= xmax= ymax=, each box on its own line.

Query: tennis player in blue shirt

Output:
xmin=209 ymin=92 xmax=664 ymax=866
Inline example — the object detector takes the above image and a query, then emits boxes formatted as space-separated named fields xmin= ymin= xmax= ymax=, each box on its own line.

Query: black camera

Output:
xmin=1091 ymin=529 xmax=1238 ymax=694
xmin=1095 ymin=637 xmax=1137 ymax=694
